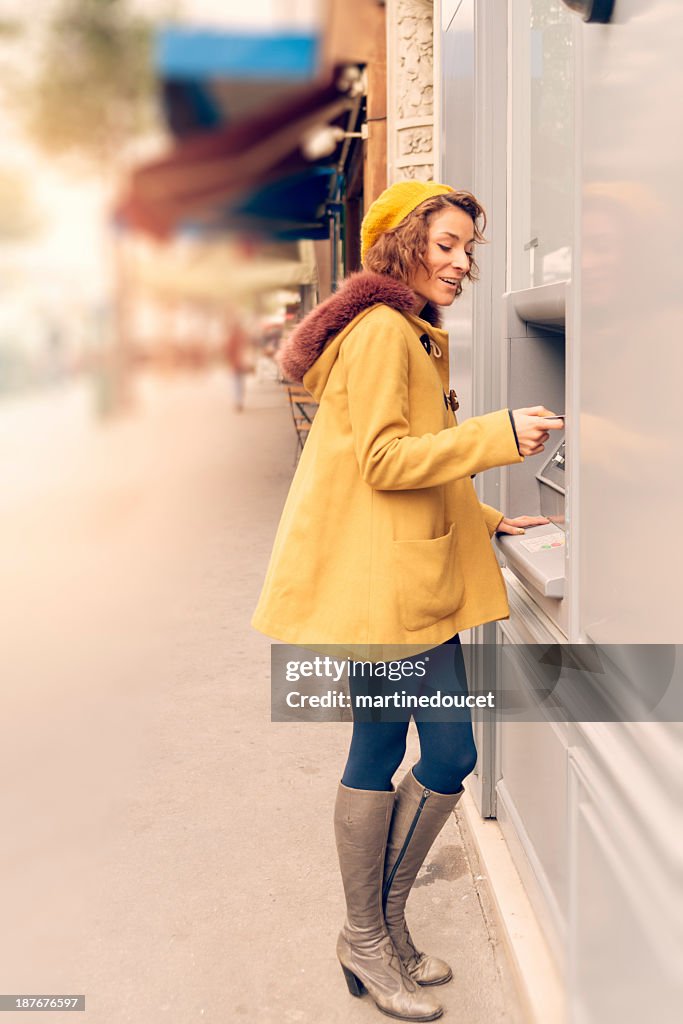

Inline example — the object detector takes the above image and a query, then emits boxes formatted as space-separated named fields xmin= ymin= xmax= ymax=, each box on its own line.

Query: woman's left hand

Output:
xmin=496 ymin=515 xmax=550 ymax=536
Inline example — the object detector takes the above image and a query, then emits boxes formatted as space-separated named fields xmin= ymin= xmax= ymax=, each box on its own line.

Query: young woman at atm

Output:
xmin=252 ymin=181 xmax=562 ymax=1021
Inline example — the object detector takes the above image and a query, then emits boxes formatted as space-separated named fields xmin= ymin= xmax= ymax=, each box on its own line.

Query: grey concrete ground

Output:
xmin=0 ymin=371 xmax=523 ymax=1023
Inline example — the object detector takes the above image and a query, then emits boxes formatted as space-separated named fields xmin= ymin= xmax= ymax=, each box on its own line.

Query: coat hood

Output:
xmin=278 ymin=271 xmax=442 ymax=385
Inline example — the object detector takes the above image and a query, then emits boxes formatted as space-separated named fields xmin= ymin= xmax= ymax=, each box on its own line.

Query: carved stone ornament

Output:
xmin=388 ymin=0 xmax=435 ymax=183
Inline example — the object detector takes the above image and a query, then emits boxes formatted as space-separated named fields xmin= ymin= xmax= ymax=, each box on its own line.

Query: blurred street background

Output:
xmin=0 ymin=2 xmax=520 ymax=1020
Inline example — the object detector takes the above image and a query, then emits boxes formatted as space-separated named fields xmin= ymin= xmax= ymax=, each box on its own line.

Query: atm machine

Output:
xmin=487 ymin=281 xmax=573 ymax=965
xmin=496 ymin=282 xmax=568 ymax=620
xmin=440 ymin=0 xmax=683 ymax=1018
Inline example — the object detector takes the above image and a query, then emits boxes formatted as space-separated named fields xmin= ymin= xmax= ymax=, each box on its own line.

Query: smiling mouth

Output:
xmin=439 ymin=277 xmax=460 ymax=286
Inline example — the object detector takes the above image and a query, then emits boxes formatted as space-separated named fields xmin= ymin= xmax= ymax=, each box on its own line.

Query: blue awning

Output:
xmin=230 ymin=167 xmax=337 ymax=240
xmin=156 ymin=26 xmax=323 ymax=139
xmin=156 ymin=27 xmax=319 ymax=81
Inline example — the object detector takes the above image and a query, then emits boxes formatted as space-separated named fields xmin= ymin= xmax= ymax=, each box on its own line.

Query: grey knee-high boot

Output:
xmin=334 ymin=781 xmax=443 ymax=1021
xmin=382 ymin=770 xmax=463 ymax=986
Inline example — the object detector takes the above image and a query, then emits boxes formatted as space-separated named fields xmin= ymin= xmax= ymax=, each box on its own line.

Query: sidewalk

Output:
xmin=0 ymin=371 xmax=524 ymax=1023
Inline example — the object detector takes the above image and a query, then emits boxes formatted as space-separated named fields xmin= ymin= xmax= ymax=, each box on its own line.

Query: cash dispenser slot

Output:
xmin=496 ymin=283 xmax=567 ymax=604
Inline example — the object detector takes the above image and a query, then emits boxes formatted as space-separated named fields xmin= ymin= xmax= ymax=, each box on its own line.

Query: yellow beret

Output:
xmin=360 ymin=180 xmax=455 ymax=264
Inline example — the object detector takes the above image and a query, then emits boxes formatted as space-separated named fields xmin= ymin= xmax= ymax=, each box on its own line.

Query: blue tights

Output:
xmin=341 ymin=636 xmax=478 ymax=795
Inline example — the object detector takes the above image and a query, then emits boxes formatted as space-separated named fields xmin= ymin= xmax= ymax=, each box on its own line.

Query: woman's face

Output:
xmin=407 ymin=206 xmax=475 ymax=312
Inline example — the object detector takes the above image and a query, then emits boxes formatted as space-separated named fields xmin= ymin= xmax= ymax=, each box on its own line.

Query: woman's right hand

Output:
xmin=511 ymin=406 xmax=564 ymax=457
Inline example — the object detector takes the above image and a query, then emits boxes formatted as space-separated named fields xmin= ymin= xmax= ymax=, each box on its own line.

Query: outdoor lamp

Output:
xmin=336 ymin=65 xmax=364 ymax=98
xmin=301 ymin=123 xmax=368 ymax=161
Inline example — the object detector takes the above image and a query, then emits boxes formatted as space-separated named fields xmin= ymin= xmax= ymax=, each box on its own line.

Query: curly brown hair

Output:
xmin=363 ymin=190 xmax=487 ymax=298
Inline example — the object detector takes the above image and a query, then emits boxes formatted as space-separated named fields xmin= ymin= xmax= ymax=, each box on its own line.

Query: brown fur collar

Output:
xmin=278 ymin=271 xmax=441 ymax=384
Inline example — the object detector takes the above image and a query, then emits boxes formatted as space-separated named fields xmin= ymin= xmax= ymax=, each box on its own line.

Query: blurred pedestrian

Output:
xmin=224 ymin=318 xmax=251 ymax=412
xmin=252 ymin=182 xmax=561 ymax=1020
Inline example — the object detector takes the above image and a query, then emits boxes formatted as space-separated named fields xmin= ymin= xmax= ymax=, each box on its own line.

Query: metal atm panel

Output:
xmin=496 ymin=283 xmax=568 ymax=628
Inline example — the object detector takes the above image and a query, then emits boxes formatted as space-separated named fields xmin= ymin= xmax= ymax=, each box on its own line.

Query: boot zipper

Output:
xmin=382 ymin=789 xmax=430 ymax=908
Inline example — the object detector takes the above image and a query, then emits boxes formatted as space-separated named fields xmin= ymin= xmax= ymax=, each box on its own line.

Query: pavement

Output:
xmin=0 ymin=370 xmax=524 ymax=1023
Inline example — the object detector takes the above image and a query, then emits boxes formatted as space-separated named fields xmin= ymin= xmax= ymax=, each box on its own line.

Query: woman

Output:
xmin=252 ymin=181 xmax=562 ymax=1021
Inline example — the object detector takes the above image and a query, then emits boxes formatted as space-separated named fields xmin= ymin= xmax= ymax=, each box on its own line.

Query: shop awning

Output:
xmin=157 ymin=26 xmax=319 ymax=81
xmin=227 ymin=166 xmax=337 ymax=240
xmin=118 ymin=74 xmax=349 ymax=239
xmin=157 ymin=26 xmax=321 ymax=137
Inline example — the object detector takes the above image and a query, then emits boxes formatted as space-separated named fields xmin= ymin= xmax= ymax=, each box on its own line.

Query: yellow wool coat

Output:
xmin=252 ymin=272 xmax=524 ymax=655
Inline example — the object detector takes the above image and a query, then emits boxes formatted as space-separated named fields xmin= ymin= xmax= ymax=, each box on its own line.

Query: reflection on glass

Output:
xmin=512 ymin=0 xmax=574 ymax=289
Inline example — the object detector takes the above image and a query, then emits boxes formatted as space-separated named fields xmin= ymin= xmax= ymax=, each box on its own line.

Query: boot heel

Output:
xmin=340 ymin=963 xmax=363 ymax=997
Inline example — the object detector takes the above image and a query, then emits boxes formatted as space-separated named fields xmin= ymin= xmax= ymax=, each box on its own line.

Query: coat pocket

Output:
xmin=392 ymin=523 xmax=466 ymax=632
